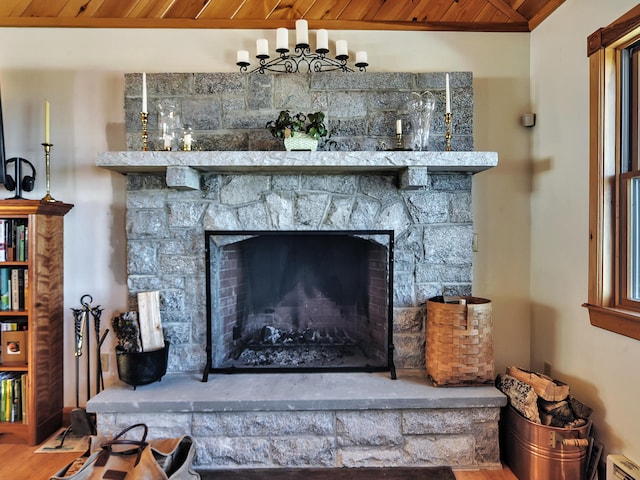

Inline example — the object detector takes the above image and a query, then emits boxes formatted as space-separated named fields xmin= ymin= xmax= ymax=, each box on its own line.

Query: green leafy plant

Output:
xmin=266 ymin=110 xmax=329 ymax=140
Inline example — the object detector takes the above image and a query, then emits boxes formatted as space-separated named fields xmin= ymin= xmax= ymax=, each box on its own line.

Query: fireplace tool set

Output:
xmin=71 ymin=294 xmax=108 ymax=408
xmin=53 ymin=295 xmax=106 ymax=447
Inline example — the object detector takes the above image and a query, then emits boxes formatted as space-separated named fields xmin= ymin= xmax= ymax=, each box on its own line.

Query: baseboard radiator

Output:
xmin=608 ymin=455 xmax=640 ymax=480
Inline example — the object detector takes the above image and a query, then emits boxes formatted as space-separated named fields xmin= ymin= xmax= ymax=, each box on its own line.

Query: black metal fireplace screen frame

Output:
xmin=201 ymin=230 xmax=396 ymax=381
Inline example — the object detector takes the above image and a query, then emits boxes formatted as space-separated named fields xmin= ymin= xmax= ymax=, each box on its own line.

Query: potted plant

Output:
xmin=266 ymin=110 xmax=329 ymax=151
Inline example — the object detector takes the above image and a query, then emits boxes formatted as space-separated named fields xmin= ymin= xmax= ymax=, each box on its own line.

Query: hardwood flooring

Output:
xmin=0 ymin=442 xmax=518 ymax=480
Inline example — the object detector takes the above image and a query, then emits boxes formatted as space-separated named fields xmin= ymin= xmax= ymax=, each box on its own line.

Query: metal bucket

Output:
xmin=501 ymin=404 xmax=591 ymax=480
xmin=116 ymin=341 xmax=169 ymax=390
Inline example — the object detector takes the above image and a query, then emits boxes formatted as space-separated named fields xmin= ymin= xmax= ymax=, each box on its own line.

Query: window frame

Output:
xmin=585 ymin=5 xmax=640 ymax=340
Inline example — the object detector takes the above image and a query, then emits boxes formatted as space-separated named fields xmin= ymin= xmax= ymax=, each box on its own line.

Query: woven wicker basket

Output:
xmin=425 ymin=295 xmax=495 ymax=386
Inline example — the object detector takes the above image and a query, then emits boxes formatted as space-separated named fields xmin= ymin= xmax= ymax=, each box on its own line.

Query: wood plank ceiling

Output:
xmin=0 ymin=0 xmax=565 ymax=32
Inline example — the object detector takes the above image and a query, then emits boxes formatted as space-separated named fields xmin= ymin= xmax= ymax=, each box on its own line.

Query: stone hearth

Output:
xmin=88 ymin=371 xmax=506 ymax=471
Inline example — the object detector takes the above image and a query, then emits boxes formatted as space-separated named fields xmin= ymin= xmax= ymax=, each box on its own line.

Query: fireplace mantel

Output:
xmin=97 ymin=150 xmax=497 ymax=189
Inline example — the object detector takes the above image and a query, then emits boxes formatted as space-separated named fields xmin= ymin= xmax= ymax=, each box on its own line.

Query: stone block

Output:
xmin=221 ymin=175 xmax=269 ymax=205
xmin=193 ymin=73 xmax=246 ymax=94
xmin=336 ymin=411 xmax=403 ymax=447
xmin=127 ymin=209 xmax=169 ymax=238
xmin=337 ymin=446 xmax=403 ymax=467
xmin=248 ymin=74 xmax=273 ymax=110
xmin=269 ymin=437 xmax=336 ymax=466
xmin=294 ymin=192 xmax=330 ymax=228
xmin=393 ymin=307 xmax=424 ymax=334
xmin=402 ymin=409 xmax=472 ymax=435
xmin=300 ymin=174 xmax=357 ymax=194
xmin=423 ymin=225 xmax=474 ymax=265
xmin=400 ymin=167 xmax=430 ymax=190
xmin=310 ymin=72 xmax=413 ymax=91
xmin=406 ymin=191 xmax=449 ymax=222
xmin=166 ymin=167 xmax=201 ymax=191
xmin=182 ymin=99 xmax=222 ymax=130
xmin=393 ymin=334 xmax=425 ymax=369
xmin=403 ymin=435 xmax=475 ymax=466
xmin=127 ymin=241 xmax=158 ymax=275
xmin=237 ymin=202 xmax=270 ymax=229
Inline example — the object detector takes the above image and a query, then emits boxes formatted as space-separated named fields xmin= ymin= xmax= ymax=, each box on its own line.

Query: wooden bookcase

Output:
xmin=0 ymin=199 xmax=73 ymax=445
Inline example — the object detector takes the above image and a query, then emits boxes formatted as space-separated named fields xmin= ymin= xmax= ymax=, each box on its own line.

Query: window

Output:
xmin=585 ymin=5 xmax=640 ymax=340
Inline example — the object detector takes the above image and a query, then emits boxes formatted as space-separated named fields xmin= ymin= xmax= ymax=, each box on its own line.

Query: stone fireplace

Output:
xmin=88 ymin=71 xmax=506 ymax=472
xmin=89 ymin=150 xmax=506 ymax=472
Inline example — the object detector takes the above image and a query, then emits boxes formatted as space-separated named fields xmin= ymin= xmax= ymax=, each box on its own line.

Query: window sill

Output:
xmin=583 ymin=303 xmax=640 ymax=340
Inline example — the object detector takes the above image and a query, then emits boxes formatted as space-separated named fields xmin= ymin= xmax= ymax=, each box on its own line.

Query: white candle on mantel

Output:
xmin=256 ymin=39 xmax=269 ymax=56
xmin=141 ymin=72 xmax=147 ymax=114
xmin=445 ymin=73 xmax=451 ymax=114
xmin=237 ymin=50 xmax=250 ymax=64
xmin=336 ymin=40 xmax=348 ymax=57
xmin=296 ymin=19 xmax=309 ymax=45
xmin=44 ymin=100 xmax=50 ymax=144
xmin=316 ymin=29 xmax=328 ymax=51
xmin=276 ymin=28 xmax=288 ymax=51
xmin=355 ymin=51 xmax=367 ymax=64
xmin=396 ymin=119 xmax=402 ymax=135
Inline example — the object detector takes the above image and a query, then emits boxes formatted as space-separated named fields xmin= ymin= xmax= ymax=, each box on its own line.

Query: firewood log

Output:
xmin=506 ymin=366 xmax=570 ymax=402
xmin=496 ymin=373 xmax=541 ymax=423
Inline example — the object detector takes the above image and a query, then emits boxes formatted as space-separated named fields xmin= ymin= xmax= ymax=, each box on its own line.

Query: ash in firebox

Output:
xmin=226 ymin=325 xmax=371 ymax=368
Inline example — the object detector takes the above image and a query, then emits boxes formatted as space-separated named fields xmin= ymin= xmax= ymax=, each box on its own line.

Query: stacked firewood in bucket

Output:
xmin=496 ymin=366 xmax=592 ymax=428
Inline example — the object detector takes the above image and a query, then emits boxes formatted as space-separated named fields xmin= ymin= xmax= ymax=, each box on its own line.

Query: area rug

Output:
xmin=34 ymin=427 xmax=89 ymax=454
xmin=199 ymin=467 xmax=456 ymax=480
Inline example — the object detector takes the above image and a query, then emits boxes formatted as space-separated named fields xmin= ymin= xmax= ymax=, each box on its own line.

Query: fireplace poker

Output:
xmin=80 ymin=294 xmax=93 ymax=402
xmin=91 ymin=304 xmax=107 ymax=393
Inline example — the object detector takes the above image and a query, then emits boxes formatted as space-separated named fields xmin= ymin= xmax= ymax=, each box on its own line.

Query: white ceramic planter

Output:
xmin=284 ymin=133 xmax=318 ymax=151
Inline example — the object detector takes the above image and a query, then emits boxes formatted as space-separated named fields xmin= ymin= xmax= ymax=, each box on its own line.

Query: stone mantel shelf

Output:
xmin=97 ymin=151 xmax=497 ymax=189
xmin=97 ymin=150 xmax=497 ymax=174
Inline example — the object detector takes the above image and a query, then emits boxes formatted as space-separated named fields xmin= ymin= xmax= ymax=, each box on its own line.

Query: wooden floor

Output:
xmin=0 ymin=442 xmax=518 ymax=480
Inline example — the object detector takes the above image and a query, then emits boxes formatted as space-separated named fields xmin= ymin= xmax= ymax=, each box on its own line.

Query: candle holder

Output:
xmin=141 ymin=112 xmax=149 ymax=151
xmin=395 ymin=133 xmax=404 ymax=150
xmin=41 ymin=143 xmax=56 ymax=202
xmin=445 ymin=112 xmax=452 ymax=152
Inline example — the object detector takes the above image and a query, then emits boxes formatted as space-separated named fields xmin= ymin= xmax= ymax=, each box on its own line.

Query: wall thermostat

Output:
xmin=521 ymin=113 xmax=536 ymax=127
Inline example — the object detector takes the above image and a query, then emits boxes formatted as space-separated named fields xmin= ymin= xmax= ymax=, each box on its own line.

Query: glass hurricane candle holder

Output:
xmin=157 ymin=102 xmax=180 ymax=151
xmin=408 ymin=91 xmax=436 ymax=151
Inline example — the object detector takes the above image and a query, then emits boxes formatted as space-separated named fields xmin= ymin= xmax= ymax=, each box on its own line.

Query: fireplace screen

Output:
xmin=202 ymin=230 xmax=395 ymax=379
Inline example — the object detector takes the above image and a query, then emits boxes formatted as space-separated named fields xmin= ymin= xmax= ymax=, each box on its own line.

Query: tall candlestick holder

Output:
xmin=141 ymin=112 xmax=149 ymax=151
xmin=445 ymin=112 xmax=452 ymax=151
xmin=41 ymin=143 xmax=56 ymax=202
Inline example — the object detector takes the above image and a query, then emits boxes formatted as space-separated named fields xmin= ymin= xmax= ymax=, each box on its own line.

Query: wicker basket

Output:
xmin=425 ymin=296 xmax=494 ymax=386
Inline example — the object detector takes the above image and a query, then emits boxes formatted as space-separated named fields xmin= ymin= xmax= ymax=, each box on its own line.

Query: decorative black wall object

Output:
xmin=0 ymin=84 xmax=7 ymax=186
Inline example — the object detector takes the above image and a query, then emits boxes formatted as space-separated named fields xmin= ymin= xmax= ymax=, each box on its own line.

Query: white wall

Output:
xmin=0 ymin=28 xmax=531 ymax=417
xmin=530 ymin=0 xmax=640 ymax=459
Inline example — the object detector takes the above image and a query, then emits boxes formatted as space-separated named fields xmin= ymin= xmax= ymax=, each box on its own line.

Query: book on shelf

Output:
xmin=0 ymin=268 xmax=26 ymax=312
xmin=0 ymin=220 xmax=28 ymax=262
xmin=0 ymin=372 xmax=25 ymax=423
xmin=0 ymin=268 xmax=9 ymax=311
xmin=10 ymin=269 xmax=18 ymax=311
xmin=0 ymin=219 xmax=6 ymax=262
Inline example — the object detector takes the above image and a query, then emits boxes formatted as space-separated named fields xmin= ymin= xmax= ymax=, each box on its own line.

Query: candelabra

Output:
xmin=237 ymin=20 xmax=368 ymax=74
xmin=445 ymin=112 xmax=452 ymax=152
xmin=41 ymin=143 xmax=56 ymax=202
xmin=141 ymin=112 xmax=149 ymax=151
xmin=395 ymin=133 xmax=404 ymax=150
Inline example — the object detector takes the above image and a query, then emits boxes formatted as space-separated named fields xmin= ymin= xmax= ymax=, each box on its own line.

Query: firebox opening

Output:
xmin=203 ymin=230 xmax=395 ymax=377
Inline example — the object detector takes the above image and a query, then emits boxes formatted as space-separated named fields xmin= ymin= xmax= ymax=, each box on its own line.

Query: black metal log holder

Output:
xmin=71 ymin=294 xmax=108 ymax=408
